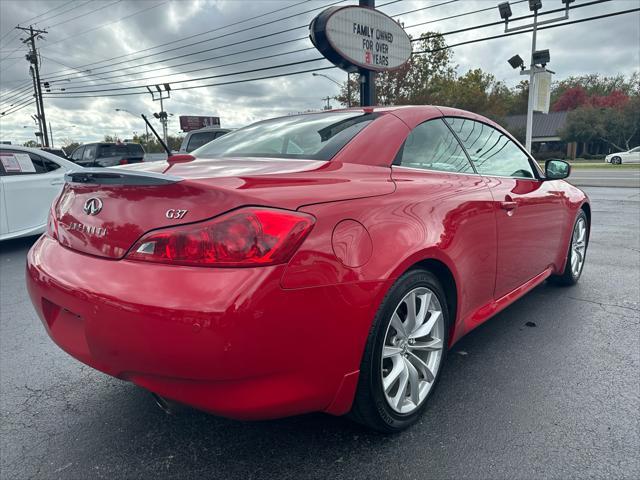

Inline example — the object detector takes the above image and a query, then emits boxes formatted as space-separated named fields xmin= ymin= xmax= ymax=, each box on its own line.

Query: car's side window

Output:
xmin=71 ymin=146 xmax=84 ymax=161
xmin=83 ymin=145 xmax=96 ymax=161
xmin=40 ymin=157 xmax=60 ymax=172
xmin=187 ymin=132 xmax=218 ymax=152
xmin=446 ymin=117 xmax=535 ymax=179
xmin=396 ymin=119 xmax=474 ymax=174
xmin=0 ymin=150 xmax=47 ymax=175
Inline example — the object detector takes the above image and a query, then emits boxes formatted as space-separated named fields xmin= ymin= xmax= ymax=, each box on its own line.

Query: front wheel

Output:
xmin=349 ymin=269 xmax=449 ymax=433
xmin=611 ymin=156 xmax=622 ymax=165
xmin=551 ymin=210 xmax=589 ymax=286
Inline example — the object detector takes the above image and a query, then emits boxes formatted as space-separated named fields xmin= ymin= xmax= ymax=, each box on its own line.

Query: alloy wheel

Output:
xmin=571 ymin=217 xmax=587 ymax=277
xmin=380 ymin=287 xmax=444 ymax=414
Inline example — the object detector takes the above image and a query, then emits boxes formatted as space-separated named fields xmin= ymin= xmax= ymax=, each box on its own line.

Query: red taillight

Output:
xmin=126 ymin=207 xmax=315 ymax=267
xmin=119 ymin=159 xmax=129 ymax=165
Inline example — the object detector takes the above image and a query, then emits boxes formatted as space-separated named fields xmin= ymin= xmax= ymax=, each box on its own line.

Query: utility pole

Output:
xmin=359 ymin=0 xmax=376 ymax=107
xmin=17 ymin=25 xmax=49 ymax=147
xmin=29 ymin=67 xmax=44 ymax=145
xmin=147 ymin=84 xmax=171 ymax=146
xmin=322 ymin=96 xmax=332 ymax=110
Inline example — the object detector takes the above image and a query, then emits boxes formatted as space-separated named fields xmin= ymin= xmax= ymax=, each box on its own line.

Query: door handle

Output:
xmin=500 ymin=201 xmax=517 ymax=211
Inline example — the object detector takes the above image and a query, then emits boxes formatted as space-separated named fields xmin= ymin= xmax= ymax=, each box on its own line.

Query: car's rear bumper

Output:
xmin=26 ymin=235 xmax=385 ymax=419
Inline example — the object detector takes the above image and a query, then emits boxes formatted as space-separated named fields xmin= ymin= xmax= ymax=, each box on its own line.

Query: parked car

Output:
xmin=0 ymin=145 xmax=80 ymax=240
xmin=69 ymin=142 xmax=145 ymax=167
xmin=40 ymin=147 xmax=69 ymax=160
xmin=26 ymin=107 xmax=590 ymax=432
xmin=179 ymin=127 xmax=231 ymax=153
xmin=605 ymin=146 xmax=640 ymax=164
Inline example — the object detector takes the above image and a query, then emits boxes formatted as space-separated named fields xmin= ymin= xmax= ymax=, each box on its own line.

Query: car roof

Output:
xmin=0 ymin=144 xmax=82 ymax=170
xmin=188 ymin=127 xmax=232 ymax=133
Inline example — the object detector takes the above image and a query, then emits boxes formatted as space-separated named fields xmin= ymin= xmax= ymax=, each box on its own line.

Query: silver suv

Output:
xmin=179 ymin=127 xmax=231 ymax=153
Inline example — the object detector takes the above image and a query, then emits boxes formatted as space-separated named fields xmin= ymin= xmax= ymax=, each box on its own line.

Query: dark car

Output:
xmin=69 ymin=142 xmax=145 ymax=167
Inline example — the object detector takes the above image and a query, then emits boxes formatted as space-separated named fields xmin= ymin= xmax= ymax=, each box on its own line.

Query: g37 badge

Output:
xmin=166 ymin=209 xmax=188 ymax=219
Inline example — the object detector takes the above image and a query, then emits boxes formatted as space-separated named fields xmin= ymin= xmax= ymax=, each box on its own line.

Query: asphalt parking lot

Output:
xmin=1 ymin=186 xmax=638 ymax=480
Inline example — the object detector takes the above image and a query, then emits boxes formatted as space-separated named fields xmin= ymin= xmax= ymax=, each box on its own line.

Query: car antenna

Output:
xmin=141 ymin=114 xmax=171 ymax=156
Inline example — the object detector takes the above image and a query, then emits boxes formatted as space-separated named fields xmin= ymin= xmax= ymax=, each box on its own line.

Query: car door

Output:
xmin=391 ymin=118 xmax=498 ymax=330
xmin=446 ymin=117 xmax=567 ymax=299
xmin=0 ymin=150 xmax=64 ymax=235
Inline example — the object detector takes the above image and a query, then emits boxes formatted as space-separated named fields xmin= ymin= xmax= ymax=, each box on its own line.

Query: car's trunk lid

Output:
xmin=54 ymin=158 xmax=393 ymax=259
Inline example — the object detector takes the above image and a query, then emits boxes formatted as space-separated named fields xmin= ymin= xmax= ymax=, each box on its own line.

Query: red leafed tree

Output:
xmin=590 ymin=90 xmax=629 ymax=109
xmin=553 ymin=87 xmax=629 ymax=111
xmin=552 ymin=86 xmax=589 ymax=111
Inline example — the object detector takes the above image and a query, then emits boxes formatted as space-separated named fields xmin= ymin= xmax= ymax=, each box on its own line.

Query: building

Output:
xmin=504 ymin=111 xmax=578 ymax=158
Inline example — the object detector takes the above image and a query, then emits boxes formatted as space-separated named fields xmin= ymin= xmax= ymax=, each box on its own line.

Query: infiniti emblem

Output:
xmin=83 ymin=197 xmax=103 ymax=216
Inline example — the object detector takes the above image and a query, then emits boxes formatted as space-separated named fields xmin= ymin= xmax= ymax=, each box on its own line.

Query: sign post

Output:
xmin=309 ymin=1 xmax=411 ymax=107
xmin=359 ymin=0 xmax=376 ymax=107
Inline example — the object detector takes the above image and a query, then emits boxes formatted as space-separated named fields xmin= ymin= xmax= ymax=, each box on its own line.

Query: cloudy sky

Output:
xmin=0 ymin=0 xmax=638 ymax=146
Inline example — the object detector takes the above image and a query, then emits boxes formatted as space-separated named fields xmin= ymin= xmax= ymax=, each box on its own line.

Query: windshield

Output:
xmin=192 ymin=111 xmax=378 ymax=160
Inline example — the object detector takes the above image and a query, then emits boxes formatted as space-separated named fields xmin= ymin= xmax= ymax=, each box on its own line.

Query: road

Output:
xmin=568 ymin=168 xmax=640 ymax=188
xmin=1 ymin=187 xmax=638 ymax=480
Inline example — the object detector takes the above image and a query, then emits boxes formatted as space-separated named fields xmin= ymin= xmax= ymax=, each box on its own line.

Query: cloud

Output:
xmin=1 ymin=0 xmax=638 ymax=146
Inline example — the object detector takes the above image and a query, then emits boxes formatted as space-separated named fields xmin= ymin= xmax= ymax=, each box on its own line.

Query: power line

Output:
xmin=47 ymin=0 xmax=124 ymax=29
xmin=43 ymin=65 xmax=339 ymax=99
xmin=45 ymin=1 xmax=169 ymax=47
xmin=413 ymin=7 xmax=640 ymax=53
xmin=45 ymin=57 xmax=329 ymax=95
xmin=42 ymin=6 xmax=639 ymax=100
xmin=403 ymin=0 xmax=527 ymax=31
xmin=410 ymin=0 xmax=612 ymax=42
xmin=19 ymin=0 xmax=77 ymax=26
xmin=43 ymin=0 xmax=608 ymax=91
xmin=39 ymin=0 xmax=405 ymax=85
xmin=0 ymin=97 xmax=35 ymax=117
xmin=49 ymin=45 xmax=318 ymax=90
xmin=45 ymin=36 xmax=309 ymax=87
xmin=33 ymin=0 xmax=95 ymax=26
xmin=39 ymin=0 xmax=335 ymax=79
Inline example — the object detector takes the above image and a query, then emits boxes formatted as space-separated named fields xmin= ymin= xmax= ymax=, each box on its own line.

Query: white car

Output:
xmin=0 ymin=145 xmax=80 ymax=240
xmin=605 ymin=147 xmax=640 ymax=164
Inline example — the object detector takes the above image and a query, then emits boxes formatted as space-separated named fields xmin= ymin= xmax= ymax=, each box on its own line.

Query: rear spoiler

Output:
xmin=65 ymin=168 xmax=182 ymax=185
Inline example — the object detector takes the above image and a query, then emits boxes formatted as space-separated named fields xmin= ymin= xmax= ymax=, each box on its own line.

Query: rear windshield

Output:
xmin=98 ymin=144 xmax=144 ymax=157
xmin=192 ymin=111 xmax=378 ymax=160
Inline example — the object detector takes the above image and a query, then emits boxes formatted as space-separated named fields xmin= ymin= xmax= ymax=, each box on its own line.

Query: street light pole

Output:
xmin=115 ymin=108 xmax=150 ymax=146
xmin=525 ymin=8 xmax=538 ymax=153
xmin=499 ymin=0 xmax=573 ymax=153
xmin=312 ymin=72 xmax=351 ymax=107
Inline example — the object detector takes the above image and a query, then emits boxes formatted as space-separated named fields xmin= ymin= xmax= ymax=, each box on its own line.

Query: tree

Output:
xmin=334 ymin=32 xmax=455 ymax=107
xmin=561 ymin=97 xmax=640 ymax=151
xmin=23 ymin=140 xmax=38 ymax=148
xmin=552 ymin=86 xmax=590 ymax=111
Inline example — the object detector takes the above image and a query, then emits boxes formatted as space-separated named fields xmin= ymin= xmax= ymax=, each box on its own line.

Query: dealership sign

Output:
xmin=309 ymin=6 xmax=411 ymax=72
xmin=179 ymin=115 xmax=220 ymax=132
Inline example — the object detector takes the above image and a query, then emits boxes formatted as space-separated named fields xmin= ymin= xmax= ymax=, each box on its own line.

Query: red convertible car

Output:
xmin=26 ymin=106 xmax=589 ymax=432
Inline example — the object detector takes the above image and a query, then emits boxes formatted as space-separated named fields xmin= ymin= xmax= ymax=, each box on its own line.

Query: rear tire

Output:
xmin=349 ymin=269 xmax=449 ymax=433
xmin=551 ymin=210 xmax=589 ymax=286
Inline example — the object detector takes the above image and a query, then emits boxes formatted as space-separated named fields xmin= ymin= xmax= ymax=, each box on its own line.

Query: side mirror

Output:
xmin=545 ymin=159 xmax=571 ymax=180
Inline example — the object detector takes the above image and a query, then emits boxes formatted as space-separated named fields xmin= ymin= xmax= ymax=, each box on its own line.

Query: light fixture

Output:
xmin=498 ymin=2 xmax=512 ymax=20
xmin=532 ymin=49 xmax=550 ymax=66
xmin=561 ymin=0 xmax=575 ymax=4
xmin=528 ymin=0 xmax=542 ymax=11
xmin=508 ymin=54 xmax=525 ymax=69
